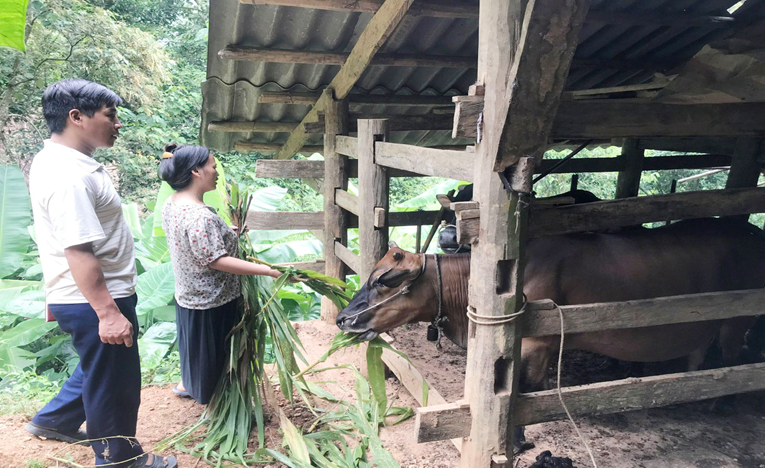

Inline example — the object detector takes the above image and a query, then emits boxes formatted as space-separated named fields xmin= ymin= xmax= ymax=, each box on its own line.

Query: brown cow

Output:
xmin=336 ymin=218 xmax=765 ymax=445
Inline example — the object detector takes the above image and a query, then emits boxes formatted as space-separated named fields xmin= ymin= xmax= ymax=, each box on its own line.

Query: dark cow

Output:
xmin=336 ymin=218 xmax=765 ymax=447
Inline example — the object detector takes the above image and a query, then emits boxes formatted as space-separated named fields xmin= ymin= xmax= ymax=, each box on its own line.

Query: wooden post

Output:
xmin=570 ymin=173 xmax=579 ymax=192
xmin=320 ymin=91 xmax=350 ymax=322
xmin=462 ymin=0 xmax=589 ymax=466
xmin=357 ymin=119 xmax=390 ymax=279
xmin=725 ymin=137 xmax=763 ymax=223
xmin=615 ymin=138 xmax=645 ymax=198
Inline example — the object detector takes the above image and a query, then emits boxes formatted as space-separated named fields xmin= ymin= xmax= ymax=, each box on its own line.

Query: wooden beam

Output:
xmin=245 ymin=209 xmax=438 ymax=229
xmin=208 ymin=121 xmax=298 ymax=133
xmin=553 ymin=101 xmax=765 ymax=139
xmin=415 ymin=401 xmax=471 ymax=443
xmin=358 ymin=119 xmax=389 ymax=279
xmin=303 ymin=113 xmax=456 ymax=134
xmin=220 ymin=47 xmax=477 ymax=69
xmin=255 ymin=158 xmax=421 ymax=179
xmin=334 ymin=188 xmax=360 ymax=216
xmin=245 ymin=211 xmax=325 ymax=231
xmin=375 ymin=142 xmax=472 ymax=181
xmin=726 ymin=138 xmax=763 ymax=189
xmin=494 ymin=0 xmax=591 ymax=170
xmin=334 ymin=241 xmax=361 ymax=274
xmin=614 ymin=138 xmax=644 ymax=198
xmin=454 ymin=101 xmax=765 ymax=140
xmin=379 ymin=335 xmax=462 ymax=452
xmin=336 ymin=135 xmax=358 ymax=158
xmin=321 ymin=93 xmax=349 ymax=323
xmin=418 ymin=363 xmax=765 ymax=441
xmin=259 ymin=91 xmax=453 ymax=107
xmin=235 ymin=142 xmax=323 ymax=154
xmin=529 ymin=187 xmax=765 ymax=237
xmin=514 ymin=363 xmax=765 ymax=426
xmin=255 ymin=160 xmax=325 ymax=179
xmin=254 ymin=153 xmax=734 ymax=180
xmin=523 ymin=289 xmax=765 ymax=338
xmin=452 ymin=95 xmax=483 ymax=140
xmin=273 ymin=0 xmax=415 ymax=160
xmin=562 ymin=80 xmax=671 ymax=99
xmin=240 ymin=0 xmax=478 ymax=18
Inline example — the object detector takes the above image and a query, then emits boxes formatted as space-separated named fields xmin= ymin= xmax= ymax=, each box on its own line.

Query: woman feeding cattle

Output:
xmin=157 ymin=143 xmax=285 ymax=404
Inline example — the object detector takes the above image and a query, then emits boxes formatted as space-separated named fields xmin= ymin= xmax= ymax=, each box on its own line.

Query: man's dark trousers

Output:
xmin=32 ymin=294 xmax=143 ymax=467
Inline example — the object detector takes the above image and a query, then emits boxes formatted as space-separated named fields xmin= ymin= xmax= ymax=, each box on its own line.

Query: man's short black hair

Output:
xmin=42 ymin=79 xmax=123 ymax=134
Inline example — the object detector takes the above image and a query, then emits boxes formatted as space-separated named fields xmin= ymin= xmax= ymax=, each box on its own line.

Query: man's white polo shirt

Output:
xmin=29 ymin=140 xmax=136 ymax=304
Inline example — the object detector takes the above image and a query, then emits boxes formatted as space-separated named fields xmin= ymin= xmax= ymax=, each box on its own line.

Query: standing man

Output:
xmin=27 ymin=78 xmax=177 ymax=468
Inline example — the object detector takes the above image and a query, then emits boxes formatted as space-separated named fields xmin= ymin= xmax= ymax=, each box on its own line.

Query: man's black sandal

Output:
xmin=130 ymin=453 xmax=178 ymax=468
xmin=26 ymin=421 xmax=91 ymax=446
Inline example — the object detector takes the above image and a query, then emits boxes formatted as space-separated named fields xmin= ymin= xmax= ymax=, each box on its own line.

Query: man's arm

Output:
xmin=64 ymin=243 xmax=134 ymax=347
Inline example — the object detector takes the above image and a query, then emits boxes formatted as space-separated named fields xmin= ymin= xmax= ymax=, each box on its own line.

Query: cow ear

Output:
xmin=388 ymin=241 xmax=399 ymax=249
xmin=377 ymin=268 xmax=410 ymax=288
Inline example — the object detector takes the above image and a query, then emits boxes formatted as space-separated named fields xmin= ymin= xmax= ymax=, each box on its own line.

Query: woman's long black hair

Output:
xmin=157 ymin=143 xmax=211 ymax=190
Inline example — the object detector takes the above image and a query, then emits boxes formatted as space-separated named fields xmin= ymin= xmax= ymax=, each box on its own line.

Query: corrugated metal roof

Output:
xmin=202 ymin=0 xmax=764 ymax=153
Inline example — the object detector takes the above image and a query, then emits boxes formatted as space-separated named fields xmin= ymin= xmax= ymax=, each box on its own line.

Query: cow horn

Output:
xmin=388 ymin=241 xmax=399 ymax=249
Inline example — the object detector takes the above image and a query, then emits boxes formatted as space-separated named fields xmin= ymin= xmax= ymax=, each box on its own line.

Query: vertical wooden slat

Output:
xmin=462 ymin=0 xmax=589 ymax=466
xmin=615 ymin=138 xmax=645 ymax=198
xmin=725 ymin=137 xmax=763 ymax=223
xmin=357 ymin=119 xmax=390 ymax=279
xmin=321 ymin=91 xmax=350 ymax=322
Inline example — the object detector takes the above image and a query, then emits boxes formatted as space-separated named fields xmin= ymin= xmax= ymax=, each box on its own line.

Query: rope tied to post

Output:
xmin=466 ymin=295 xmax=527 ymax=326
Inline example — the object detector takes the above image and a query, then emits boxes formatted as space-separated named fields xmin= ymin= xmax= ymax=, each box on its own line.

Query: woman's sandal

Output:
xmin=131 ymin=453 xmax=178 ymax=468
xmin=172 ymin=386 xmax=190 ymax=398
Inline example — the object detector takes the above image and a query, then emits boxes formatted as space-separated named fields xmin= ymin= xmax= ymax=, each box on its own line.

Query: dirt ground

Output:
xmin=4 ymin=319 xmax=765 ymax=468
xmin=387 ymin=322 xmax=765 ymax=468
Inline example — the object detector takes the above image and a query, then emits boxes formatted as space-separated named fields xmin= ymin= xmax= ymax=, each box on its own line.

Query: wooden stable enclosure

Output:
xmin=203 ymin=0 xmax=765 ymax=466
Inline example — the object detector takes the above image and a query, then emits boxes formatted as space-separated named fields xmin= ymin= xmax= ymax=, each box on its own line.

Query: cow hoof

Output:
xmin=512 ymin=426 xmax=535 ymax=454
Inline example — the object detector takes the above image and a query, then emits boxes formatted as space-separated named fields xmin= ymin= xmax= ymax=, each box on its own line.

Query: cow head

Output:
xmin=336 ymin=242 xmax=433 ymax=340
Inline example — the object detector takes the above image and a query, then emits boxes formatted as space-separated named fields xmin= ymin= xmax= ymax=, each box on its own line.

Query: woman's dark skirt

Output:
xmin=175 ymin=298 xmax=240 ymax=404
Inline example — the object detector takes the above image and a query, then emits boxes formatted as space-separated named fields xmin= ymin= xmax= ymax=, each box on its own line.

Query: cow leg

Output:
xmin=514 ymin=338 xmax=557 ymax=454
xmin=711 ymin=317 xmax=757 ymax=414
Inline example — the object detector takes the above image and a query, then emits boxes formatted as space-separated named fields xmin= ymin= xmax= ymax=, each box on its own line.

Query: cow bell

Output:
xmin=427 ymin=324 xmax=439 ymax=342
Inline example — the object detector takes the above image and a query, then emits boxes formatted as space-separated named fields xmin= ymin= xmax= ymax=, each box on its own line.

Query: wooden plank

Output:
xmin=615 ymin=138 xmax=645 ymax=198
xmin=452 ymin=95 xmax=484 ymax=140
xmin=219 ymin=47 xmax=476 ymax=69
xmin=454 ymin=101 xmax=765 ymax=140
xmin=275 ymin=260 xmax=325 ymax=274
xmin=553 ymin=101 xmax=765 ymax=139
xmin=529 ymin=187 xmax=765 ymax=237
xmin=373 ymin=207 xmax=386 ymax=228
xmin=523 ymin=289 xmax=765 ymax=338
xmin=334 ymin=188 xmax=360 ymax=216
xmin=208 ymin=121 xmax=298 ymax=133
xmin=379 ymin=335 xmax=462 ymax=452
xmin=240 ymin=0 xmax=478 ymax=18
xmin=236 ymin=142 xmax=323 ymax=154
xmin=304 ymin=113 xmax=456 ymax=133
xmin=562 ymin=80 xmax=671 ymax=99
xmin=418 ymin=363 xmax=765 ymax=440
xmin=416 ymin=401 xmax=471 ymax=443
xmin=726 ymin=138 xmax=763 ymax=189
xmin=358 ymin=119 xmax=389 ymax=279
xmin=321 ymin=93 xmax=349 ymax=322
xmin=335 ymin=136 xmax=358 ymax=158
xmin=334 ymin=241 xmax=361 ymax=274
xmin=514 ymin=363 xmax=765 ymax=426
xmin=244 ymin=209 xmax=439 ymax=229
xmin=259 ymin=91 xmax=453 ymax=107
xmin=494 ymin=0 xmax=591 ymax=170
xmin=245 ymin=211 xmax=325 ymax=230
xmin=256 ymin=160 xmax=325 ymax=179
xmin=375 ymin=142 xmax=472 ymax=181
xmin=273 ymin=0 xmax=414 ymax=160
